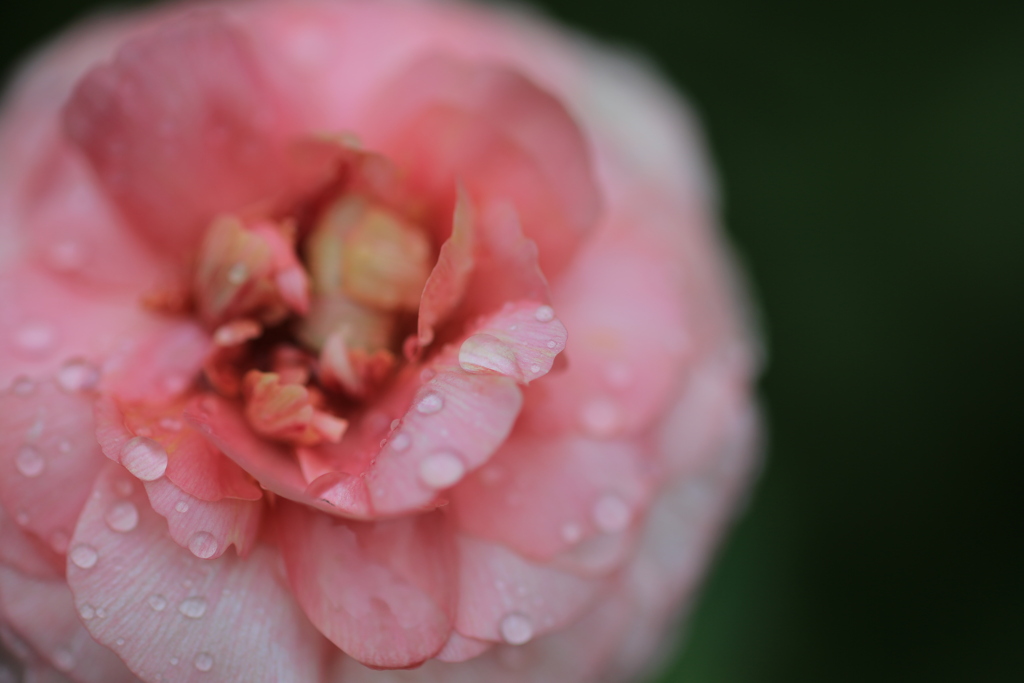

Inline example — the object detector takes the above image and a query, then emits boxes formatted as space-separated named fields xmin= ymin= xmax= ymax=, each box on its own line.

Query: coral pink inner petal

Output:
xmin=453 ymin=534 xmax=602 ymax=645
xmin=434 ymin=631 xmax=492 ymax=664
xmin=368 ymin=357 xmax=522 ymax=516
xmin=278 ymin=502 xmax=455 ymax=669
xmin=364 ymin=53 xmax=600 ymax=277
xmin=100 ymin=319 xmax=211 ymax=406
xmin=0 ymin=567 xmax=139 ymax=683
xmin=0 ymin=379 xmax=109 ymax=558
xmin=450 ymin=435 xmax=652 ymax=565
xmin=62 ymin=12 xmax=303 ymax=257
xmin=66 ymin=463 xmax=327 ymax=683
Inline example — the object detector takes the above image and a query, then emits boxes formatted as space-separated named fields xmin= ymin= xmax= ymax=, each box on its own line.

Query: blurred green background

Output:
xmin=2 ymin=1 xmax=1022 ymax=682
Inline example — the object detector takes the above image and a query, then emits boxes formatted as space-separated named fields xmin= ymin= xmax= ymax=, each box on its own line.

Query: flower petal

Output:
xmin=66 ymin=463 xmax=328 ymax=683
xmin=0 ymin=379 xmax=107 ymax=558
xmin=0 ymin=506 xmax=63 ymax=580
xmin=62 ymin=12 xmax=305 ymax=257
xmin=278 ymin=502 xmax=455 ymax=669
xmin=453 ymin=535 xmax=601 ymax=645
xmin=450 ymin=436 xmax=652 ymax=567
xmin=0 ymin=567 xmax=139 ymax=683
xmin=366 ymin=53 xmax=600 ymax=277
xmin=434 ymin=631 xmax=492 ymax=664
xmin=457 ymin=302 xmax=567 ymax=384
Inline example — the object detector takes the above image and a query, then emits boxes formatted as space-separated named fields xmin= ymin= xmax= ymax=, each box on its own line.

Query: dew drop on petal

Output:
xmin=499 ymin=613 xmax=534 ymax=645
xmin=592 ymin=494 xmax=632 ymax=533
xmin=419 ymin=452 xmax=465 ymax=489
xmin=120 ymin=437 xmax=168 ymax=481
xmin=534 ymin=305 xmax=555 ymax=323
xmin=194 ymin=652 xmax=214 ymax=672
xmin=188 ymin=532 xmax=219 ymax=559
xmin=15 ymin=445 xmax=44 ymax=478
xmin=69 ymin=544 xmax=98 ymax=569
xmin=57 ymin=358 xmax=100 ymax=393
xmin=115 ymin=638 xmax=125 ymax=647
xmin=170 ymin=656 xmax=180 ymax=665
xmin=14 ymin=323 xmax=56 ymax=355
xmin=530 ymin=365 xmax=541 ymax=374
xmin=546 ymin=340 xmax=557 ymax=349
xmin=11 ymin=376 xmax=34 ymax=396
xmin=561 ymin=523 xmax=583 ymax=543
xmin=415 ymin=392 xmax=444 ymax=415
xmin=174 ymin=501 xmax=189 ymax=513
xmin=78 ymin=604 xmax=95 ymax=620
xmin=53 ymin=649 xmax=75 ymax=671
xmin=390 ymin=432 xmax=411 ymax=452
xmin=113 ymin=479 xmax=134 ymax=497
xmin=147 ymin=594 xmax=168 ymax=612
xmin=159 ymin=417 xmax=183 ymax=432
xmin=105 ymin=501 xmax=139 ymax=533
xmin=579 ymin=398 xmax=623 ymax=439
xmin=178 ymin=596 xmax=208 ymax=619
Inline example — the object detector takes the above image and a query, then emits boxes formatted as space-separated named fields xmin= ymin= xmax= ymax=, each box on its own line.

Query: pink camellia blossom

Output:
xmin=0 ymin=0 xmax=761 ymax=681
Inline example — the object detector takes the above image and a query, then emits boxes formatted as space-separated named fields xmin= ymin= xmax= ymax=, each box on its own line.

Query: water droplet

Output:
xmin=419 ymin=368 xmax=436 ymax=383
xmin=188 ymin=532 xmax=219 ymax=559
xmin=530 ymin=364 xmax=541 ymax=374
xmin=178 ymin=596 xmax=208 ymax=619
xmin=419 ymin=452 xmax=465 ymax=489
xmin=69 ymin=544 xmax=98 ymax=569
xmin=534 ymin=305 xmax=555 ymax=323
xmin=78 ymin=604 xmax=95 ymax=620
xmin=604 ymin=362 xmax=634 ymax=389
xmin=170 ymin=656 xmax=180 ymax=665
xmin=561 ymin=523 xmax=583 ymax=543
xmin=546 ymin=340 xmax=557 ymax=349
xmin=158 ymin=417 xmax=183 ymax=432
xmin=53 ymin=649 xmax=75 ymax=671
xmin=390 ymin=433 xmax=411 ymax=452
xmin=15 ymin=445 xmax=44 ymax=477
xmin=11 ymin=376 xmax=34 ymax=395
xmin=96 ymin=607 xmax=107 ymax=618
xmin=226 ymin=262 xmax=248 ymax=285
xmin=579 ymin=398 xmax=623 ymax=438
xmin=14 ymin=323 xmax=56 ymax=354
xmin=415 ymin=392 xmax=444 ymax=415
xmin=57 ymin=358 xmax=100 ymax=393
xmin=120 ymin=437 xmax=168 ymax=481
xmin=113 ymin=479 xmax=134 ymax=497
xmin=174 ymin=501 xmax=189 ymax=513
xmin=592 ymin=494 xmax=632 ymax=533
xmin=105 ymin=501 xmax=139 ymax=533
xmin=115 ymin=638 xmax=125 ymax=647
xmin=389 ymin=419 xmax=401 ymax=431
xmin=147 ymin=594 xmax=168 ymax=612
xmin=162 ymin=373 xmax=189 ymax=395
xmin=499 ymin=613 xmax=534 ymax=645
xmin=194 ymin=652 xmax=214 ymax=672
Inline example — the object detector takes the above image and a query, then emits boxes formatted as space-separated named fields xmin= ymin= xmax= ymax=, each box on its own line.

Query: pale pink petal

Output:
xmin=143 ymin=477 xmax=263 ymax=560
xmin=434 ymin=631 xmax=492 ymax=664
xmin=518 ymin=219 xmax=693 ymax=440
xmin=453 ymin=535 xmax=601 ymax=645
xmin=66 ymin=463 xmax=328 ymax=683
xmin=0 ymin=379 xmax=107 ymax=558
xmin=277 ymin=502 xmax=455 ymax=669
xmin=456 ymin=301 xmax=567 ymax=384
xmin=99 ymin=319 xmax=210 ymax=406
xmin=0 ymin=567 xmax=139 ymax=683
xmin=365 ymin=53 xmax=600 ymax=277
xmin=450 ymin=436 xmax=652 ymax=567
xmin=0 ymin=506 xmax=63 ymax=580
xmin=0 ymin=266 xmax=150 ymax=390
xmin=62 ymin=12 xmax=303 ymax=257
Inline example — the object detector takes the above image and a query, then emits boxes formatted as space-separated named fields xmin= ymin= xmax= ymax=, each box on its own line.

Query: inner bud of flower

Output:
xmin=188 ymin=178 xmax=435 ymax=446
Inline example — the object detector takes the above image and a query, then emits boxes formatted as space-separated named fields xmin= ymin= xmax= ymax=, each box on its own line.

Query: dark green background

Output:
xmin=2 ymin=1 xmax=1022 ymax=681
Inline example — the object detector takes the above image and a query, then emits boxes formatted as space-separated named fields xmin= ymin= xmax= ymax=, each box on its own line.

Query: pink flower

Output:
xmin=0 ymin=1 xmax=761 ymax=681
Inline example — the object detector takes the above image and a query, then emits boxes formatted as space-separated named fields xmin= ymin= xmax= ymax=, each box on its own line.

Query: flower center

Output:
xmin=188 ymin=181 xmax=434 ymax=446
